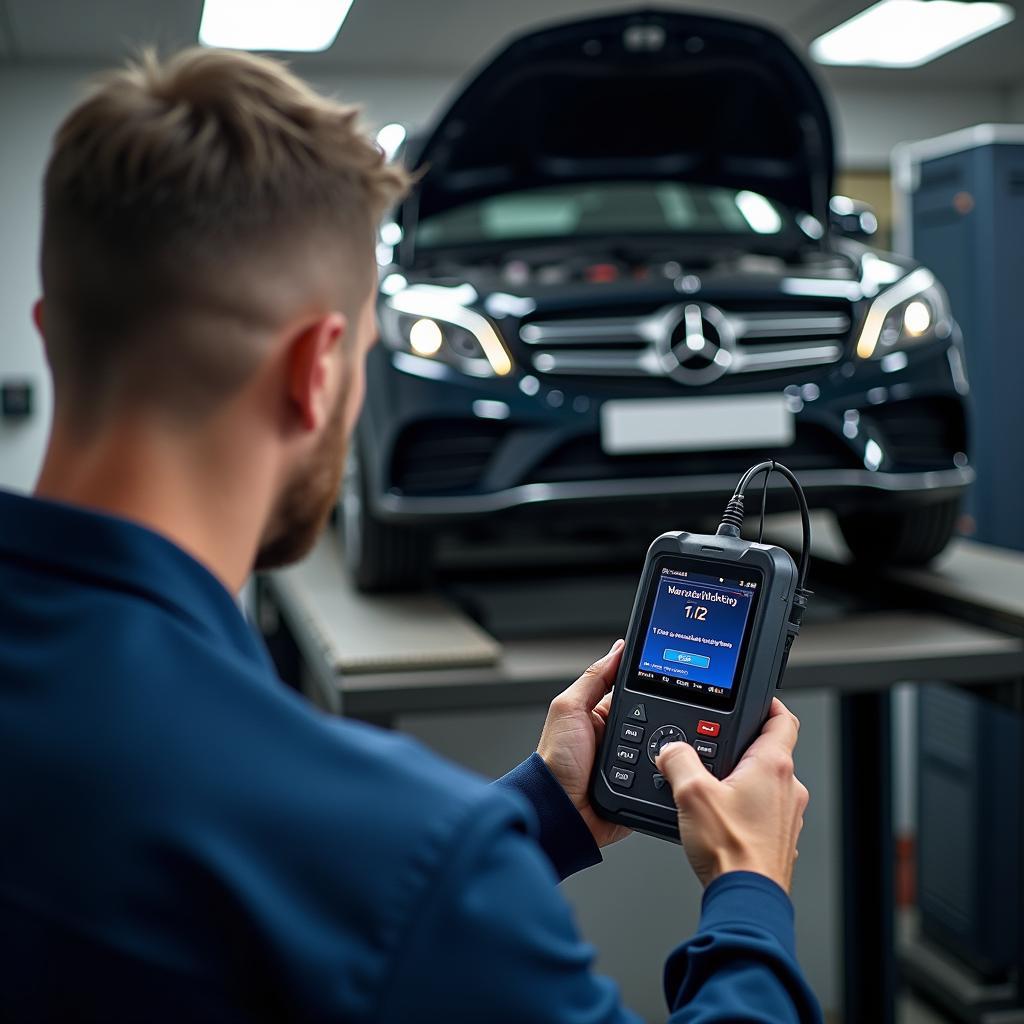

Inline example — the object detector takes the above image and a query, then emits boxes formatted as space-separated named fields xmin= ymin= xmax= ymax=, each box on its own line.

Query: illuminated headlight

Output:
xmin=408 ymin=318 xmax=443 ymax=356
xmin=903 ymin=301 xmax=931 ymax=335
xmin=381 ymin=288 xmax=513 ymax=377
xmin=855 ymin=269 xmax=953 ymax=359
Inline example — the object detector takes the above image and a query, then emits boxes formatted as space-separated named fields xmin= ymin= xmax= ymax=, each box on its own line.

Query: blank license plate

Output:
xmin=600 ymin=395 xmax=794 ymax=455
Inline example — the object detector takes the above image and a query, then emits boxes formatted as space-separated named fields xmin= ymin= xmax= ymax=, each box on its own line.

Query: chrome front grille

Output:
xmin=519 ymin=303 xmax=850 ymax=381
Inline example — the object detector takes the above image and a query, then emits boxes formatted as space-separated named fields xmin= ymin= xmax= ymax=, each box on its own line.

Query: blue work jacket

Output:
xmin=0 ymin=489 xmax=822 ymax=1022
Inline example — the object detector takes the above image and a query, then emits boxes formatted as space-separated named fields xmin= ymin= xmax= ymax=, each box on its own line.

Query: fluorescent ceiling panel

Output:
xmin=199 ymin=0 xmax=355 ymax=52
xmin=810 ymin=0 xmax=1014 ymax=68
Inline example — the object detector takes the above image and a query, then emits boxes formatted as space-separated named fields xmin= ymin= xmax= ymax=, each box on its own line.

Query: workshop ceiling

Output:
xmin=1 ymin=0 xmax=1022 ymax=88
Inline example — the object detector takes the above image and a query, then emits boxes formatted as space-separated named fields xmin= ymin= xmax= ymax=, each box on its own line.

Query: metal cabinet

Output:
xmin=893 ymin=127 xmax=1024 ymax=1016
xmin=894 ymin=126 xmax=1024 ymax=551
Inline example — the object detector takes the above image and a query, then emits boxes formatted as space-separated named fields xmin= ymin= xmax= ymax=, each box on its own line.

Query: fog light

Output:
xmin=409 ymin=318 xmax=443 ymax=357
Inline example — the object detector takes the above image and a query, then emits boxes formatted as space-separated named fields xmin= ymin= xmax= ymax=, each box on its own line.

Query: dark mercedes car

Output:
xmin=342 ymin=8 xmax=972 ymax=590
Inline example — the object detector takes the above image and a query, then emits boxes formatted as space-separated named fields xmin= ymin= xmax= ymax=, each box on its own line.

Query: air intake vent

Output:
xmin=391 ymin=420 xmax=505 ymax=495
xmin=867 ymin=397 xmax=966 ymax=471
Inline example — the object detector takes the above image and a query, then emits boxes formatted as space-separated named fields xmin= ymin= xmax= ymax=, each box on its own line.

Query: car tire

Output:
xmin=837 ymin=498 xmax=961 ymax=567
xmin=339 ymin=447 xmax=434 ymax=592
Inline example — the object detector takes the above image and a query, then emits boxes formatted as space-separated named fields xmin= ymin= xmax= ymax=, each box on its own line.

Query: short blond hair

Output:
xmin=41 ymin=47 xmax=410 ymax=428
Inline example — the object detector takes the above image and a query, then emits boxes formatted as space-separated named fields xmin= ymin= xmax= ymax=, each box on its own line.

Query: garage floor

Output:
xmin=900 ymin=995 xmax=947 ymax=1023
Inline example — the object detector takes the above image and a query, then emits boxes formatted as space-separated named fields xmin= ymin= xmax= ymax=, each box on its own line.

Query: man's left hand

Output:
xmin=537 ymin=639 xmax=632 ymax=849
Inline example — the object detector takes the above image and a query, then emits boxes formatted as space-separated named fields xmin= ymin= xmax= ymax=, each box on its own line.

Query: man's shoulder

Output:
xmin=1 ymin=557 xmax=529 ymax=856
xmin=135 ymin=617 xmax=535 ymax=873
xmin=323 ymin=716 xmax=532 ymax=844
xmin=176 ymin=676 xmax=540 ymax=988
xmin=233 ymin=690 xmax=533 ymax=853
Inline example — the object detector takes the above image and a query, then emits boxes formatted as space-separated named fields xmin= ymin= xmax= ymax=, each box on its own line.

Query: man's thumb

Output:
xmin=655 ymin=740 xmax=709 ymax=797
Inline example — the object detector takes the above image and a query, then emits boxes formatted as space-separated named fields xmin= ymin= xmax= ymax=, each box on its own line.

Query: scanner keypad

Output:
xmin=615 ymin=744 xmax=639 ymax=765
xmin=620 ymin=723 xmax=645 ymax=744
xmin=646 ymin=725 xmax=687 ymax=763
xmin=694 ymin=739 xmax=718 ymax=759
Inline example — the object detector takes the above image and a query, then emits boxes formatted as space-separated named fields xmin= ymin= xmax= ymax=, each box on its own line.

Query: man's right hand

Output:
xmin=655 ymin=698 xmax=809 ymax=893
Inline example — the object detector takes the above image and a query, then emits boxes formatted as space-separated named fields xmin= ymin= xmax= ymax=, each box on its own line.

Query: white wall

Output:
xmin=1009 ymin=83 xmax=1024 ymax=122
xmin=0 ymin=68 xmax=72 ymax=491
xmin=831 ymin=83 xmax=1011 ymax=168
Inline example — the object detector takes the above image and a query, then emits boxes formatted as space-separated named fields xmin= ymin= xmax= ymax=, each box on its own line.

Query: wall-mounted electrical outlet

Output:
xmin=1 ymin=380 xmax=34 ymax=421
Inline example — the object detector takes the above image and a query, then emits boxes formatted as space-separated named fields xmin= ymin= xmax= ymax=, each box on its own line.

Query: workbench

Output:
xmin=257 ymin=518 xmax=1024 ymax=1024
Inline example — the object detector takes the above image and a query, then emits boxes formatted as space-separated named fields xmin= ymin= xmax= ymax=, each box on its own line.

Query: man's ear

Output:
xmin=285 ymin=312 xmax=347 ymax=432
xmin=32 ymin=299 xmax=44 ymax=336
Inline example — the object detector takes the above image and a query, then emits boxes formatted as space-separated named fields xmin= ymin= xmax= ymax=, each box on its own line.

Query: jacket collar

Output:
xmin=0 ymin=489 xmax=274 ymax=673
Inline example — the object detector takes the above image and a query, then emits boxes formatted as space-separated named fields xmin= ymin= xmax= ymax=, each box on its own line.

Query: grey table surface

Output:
xmin=265 ymin=518 xmax=1024 ymax=719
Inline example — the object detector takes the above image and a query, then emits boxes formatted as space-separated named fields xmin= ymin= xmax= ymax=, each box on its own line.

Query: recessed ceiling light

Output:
xmin=199 ymin=0 xmax=355 ymax=53
xmin=810 ymin=0 xmax=1014 ymax=68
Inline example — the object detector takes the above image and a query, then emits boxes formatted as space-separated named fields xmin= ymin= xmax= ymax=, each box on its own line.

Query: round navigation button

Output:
xmin=647 ymin=725 xmax=688 ymax=764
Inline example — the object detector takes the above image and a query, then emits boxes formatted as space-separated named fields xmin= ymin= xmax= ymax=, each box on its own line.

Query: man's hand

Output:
xmin=537 ymin=640 xmax=632 ymax=849
xmin=656 ymin=698 xmax=809 ymax=892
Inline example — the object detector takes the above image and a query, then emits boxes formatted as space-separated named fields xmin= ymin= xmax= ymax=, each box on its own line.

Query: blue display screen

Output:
xmin=629 ymin=557 xmax=761 ymax=710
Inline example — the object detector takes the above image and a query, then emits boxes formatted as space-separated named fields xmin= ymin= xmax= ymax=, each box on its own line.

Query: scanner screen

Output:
xmin=627 ymin=556 xmax=762 ymax=711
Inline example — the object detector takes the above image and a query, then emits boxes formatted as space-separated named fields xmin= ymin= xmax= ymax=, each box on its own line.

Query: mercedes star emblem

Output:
xmin=657 ymin=303 xmax=736 ymax=385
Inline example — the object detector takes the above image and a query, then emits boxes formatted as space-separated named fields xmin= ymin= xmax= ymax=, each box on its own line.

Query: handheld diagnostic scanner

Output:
xmin=589 ymin=461 xmax=812 ymax=842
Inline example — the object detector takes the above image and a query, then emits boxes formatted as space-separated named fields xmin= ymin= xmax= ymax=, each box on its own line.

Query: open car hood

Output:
xmin=406 ymin=9 xmax=835 ymax=231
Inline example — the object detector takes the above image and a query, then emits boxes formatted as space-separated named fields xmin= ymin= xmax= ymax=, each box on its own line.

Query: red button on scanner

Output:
xmin=697 ymin=720 xmax=720 ymax=737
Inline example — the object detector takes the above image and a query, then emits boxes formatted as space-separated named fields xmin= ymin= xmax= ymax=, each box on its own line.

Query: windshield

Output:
xmin=414 ymin=182 xmax=799 ymax=250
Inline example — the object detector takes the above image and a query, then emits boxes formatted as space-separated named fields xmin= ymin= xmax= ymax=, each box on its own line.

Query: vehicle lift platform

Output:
xmin=256 ymin=517 xmax=1024 ymax=1024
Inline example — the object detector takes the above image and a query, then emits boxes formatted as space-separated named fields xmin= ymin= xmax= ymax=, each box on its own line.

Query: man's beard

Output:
xmin=254 ymin=393 xmax=347 ymax=571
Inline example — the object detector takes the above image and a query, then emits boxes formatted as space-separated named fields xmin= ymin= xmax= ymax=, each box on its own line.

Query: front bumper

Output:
xmin=360 ymin=339 xmax=971 ymax=526
xmin=370 ymin=465 xmax=973 ymax=520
